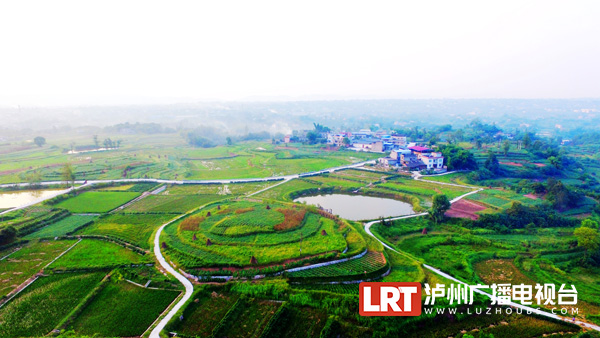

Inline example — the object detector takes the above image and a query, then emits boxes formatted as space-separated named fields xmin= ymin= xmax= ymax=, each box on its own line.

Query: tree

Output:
xmin=34 ymin=136 xmax=46 ymax=147
xmin=93 ymin=135 xmax=99 ymax=148
xmin=343 ymin=137 xmax=351 ymax=146
xmin=502 ymin=140 xmax=510 ymax=156
xmin=522 ymin=133 xmax=531 ymax=148
xmin=0 ymin=226 xmax=17 ymax=245
xmin=429 ymin=136 xmax=437 ymax=146
xmin=306 ymin=131 xmax=318 ymax=144
xmin=574 ymin=226 xmax=600 ymax=262
xmin=61 ymin=163 xmax=75 ymax=188
xmin=24 ymin=170 xmax=42 ymax=187
xmin=484 ymin=151 xmax=500 ymax=174
xmin=430 ymin=194 xmax=451 ymax=223
xmin=438 ymin=144 xmax=478 ymax=170
xmin=226 ymin=137 xmax=233 ymax=145
xmin=547 ymin=156 xmax=562 ymax=169
xmin=582 ymin=219 xmax=599 ymax=229
xmin=475 ymin=139 xmax=483 ymax=149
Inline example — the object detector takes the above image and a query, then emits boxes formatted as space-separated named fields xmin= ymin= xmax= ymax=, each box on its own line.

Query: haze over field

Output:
xmin=1 ymin=0 xmax=599 ymax=107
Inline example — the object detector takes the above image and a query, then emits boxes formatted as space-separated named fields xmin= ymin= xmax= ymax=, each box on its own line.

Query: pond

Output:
xmin=0 ymin=189 xmax=67 ymax=209
xmin=294 ymin=194 xmax=415 ymax=221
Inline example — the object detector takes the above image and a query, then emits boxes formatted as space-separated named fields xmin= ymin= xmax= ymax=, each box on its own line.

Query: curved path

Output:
xmin=150 ymin=216 xmax=194 ymax=338
xmin=364 ymin=176 xmax=600 ymax=332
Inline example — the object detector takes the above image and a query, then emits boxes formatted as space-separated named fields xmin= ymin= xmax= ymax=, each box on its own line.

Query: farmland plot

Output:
xmin=48 ymin=239 xmax=151 ymax=270
xmin=69 ymin=281 xmax=180 ymax=337
xmin=0 ymin=272 xmax=105 ymax=337
xmin=0 ymin=240 xmax=76 ymax=297
xmin=78 ymin=213 xmax=174 ymax=249
xmin=24 ymin=214 xmax=97 ymax=239
xmin=55 ymin=191 xmax=140 ymax=213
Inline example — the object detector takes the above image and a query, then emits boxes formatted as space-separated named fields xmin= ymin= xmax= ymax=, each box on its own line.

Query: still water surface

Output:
xmin=0 ymin=190 xmax=65 ymax=209
xmin=294 ymin=194 xmax=414 ymax=221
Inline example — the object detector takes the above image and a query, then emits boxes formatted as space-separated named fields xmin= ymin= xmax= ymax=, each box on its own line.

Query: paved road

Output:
xmin=150 ymin=216 xmax=194 ymax=338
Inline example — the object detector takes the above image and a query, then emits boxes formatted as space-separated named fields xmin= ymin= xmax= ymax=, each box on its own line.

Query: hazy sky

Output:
xmin=1 ymin=0 xmax=599 ymax=106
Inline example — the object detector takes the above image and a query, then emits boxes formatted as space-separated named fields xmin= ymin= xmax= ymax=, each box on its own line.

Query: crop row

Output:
xmin=288 ymin=251 xmax=387 ymax=279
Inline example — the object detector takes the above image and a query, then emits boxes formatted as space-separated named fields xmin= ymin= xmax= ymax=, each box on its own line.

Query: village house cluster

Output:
xmin=326 ymin=129 xmax=446 ymax=172
xmin=284 ymin=128 xmax=446 ymax=172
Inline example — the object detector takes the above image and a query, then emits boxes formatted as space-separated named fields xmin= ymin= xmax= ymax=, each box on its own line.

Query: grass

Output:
xmin=69 ymin=280 xmax=180 ymax=337
xmin=54 ymin=191 xmax=140 ymax=213
xmin=24 ymin=214 xmax=97 ymax=239
xmin=0 ymin=272 xmax=105 ymax=337
xmin=48 ymin=239 xmax=151 ymax=270
xmin=0 ymin=239 xmax=76 ymax=297
xmin=77 ymin=213 xmax=174 ymax=249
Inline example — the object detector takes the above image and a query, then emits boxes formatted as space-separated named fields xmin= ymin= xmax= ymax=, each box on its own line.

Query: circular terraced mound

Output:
xmin=161 ymin=199 xmax=366 ymax=271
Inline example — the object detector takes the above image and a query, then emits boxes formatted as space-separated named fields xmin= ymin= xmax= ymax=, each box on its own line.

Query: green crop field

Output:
xmin=0 ymin=272 xmax=105 ymax=337
xmin=0 ymin=240 xmax=76 ymax=297
xmin=288 ymin=251 xmax=387 ymax=278
xmin=54 ymin=191 xmax=140 ymax=213
xmin=77 ymin=213 xmax=175 ymax=249
xmin=48 ymin=239 xmax=151 ymax=270
xmin=124 ymin=194 xmax=219 ymax=213
xmin=24 ymin=214 xmax=97 ymax=239
xmin=170 ymin=291 xmax=240 ymax=337
xmin=466 ymin=188 xmax=542 ymax=210
xmin=68 ymin=280 xmax=180 ymax=336
xmin=217 ymin=298 xmax=281 ymax=338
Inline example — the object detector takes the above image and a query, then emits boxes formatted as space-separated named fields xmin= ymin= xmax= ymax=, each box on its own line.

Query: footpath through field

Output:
xmin=150 ymin=216 xmax=194 ymax=338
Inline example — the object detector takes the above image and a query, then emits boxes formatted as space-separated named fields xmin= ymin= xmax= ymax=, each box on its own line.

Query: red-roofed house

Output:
xmin=408 ymin=146 xmax=432 ymax=159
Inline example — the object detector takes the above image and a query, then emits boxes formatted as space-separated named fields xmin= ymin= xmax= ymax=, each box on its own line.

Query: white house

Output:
xmin=421 ymin=152 xmax=444 ymax=169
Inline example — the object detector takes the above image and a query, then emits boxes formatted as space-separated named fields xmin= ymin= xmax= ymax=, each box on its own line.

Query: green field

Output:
xmin=125 ymin=194 xmax=221 ymax=213
xmin=0 ymin=240 xmax=76 ymax=297
xmin=169 ymin=291 xmax=240 ymax=337
xmin=54 ymin=191 xmax=140 ymax=213
xmin=0 ymin=140 xmax=378 ymax=184
xmin=218 ymin=298 xmax=281 ymax=338
xmin=24 ymin=214 xmax=97 ymax=239
xmin=69 ymin=280 xmax=180 ymax=336
xmin=49 ymin=239 xmax=151 ymax=270
xmin=0 ymin=272 xmax=105 ymax=337
xmin=288 ymin=251 xmax=387 ymax=279
xmin=77 ymin=213 xmax=175 ymax=249
xmin=466 ymin=188 xmax=542 ymax=210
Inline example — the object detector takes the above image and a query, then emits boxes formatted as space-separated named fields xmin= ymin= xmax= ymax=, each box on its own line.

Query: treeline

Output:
xmin=468 ymin=202 xmax=579 ymax=232
xmin=184 ymin=127 xmax=277 ymax=148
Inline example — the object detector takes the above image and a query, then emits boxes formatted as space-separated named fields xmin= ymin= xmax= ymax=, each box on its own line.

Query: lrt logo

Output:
xmin=359 ymin=282 xmax=422 ymax=316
